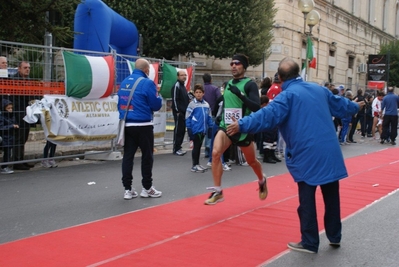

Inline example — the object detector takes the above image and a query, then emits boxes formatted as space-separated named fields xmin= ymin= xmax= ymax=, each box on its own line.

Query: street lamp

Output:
xmin=306 ymin=10 xmax=320 ymax=35
xmin=298 ymin=0 xmax=315 ymax=32
xmin=298 ymin=0 xmax=320 ymax=81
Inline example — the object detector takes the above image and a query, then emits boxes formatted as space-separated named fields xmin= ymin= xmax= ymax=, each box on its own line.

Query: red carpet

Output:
xmin=1 ymin=148 xmax=398 ymax=266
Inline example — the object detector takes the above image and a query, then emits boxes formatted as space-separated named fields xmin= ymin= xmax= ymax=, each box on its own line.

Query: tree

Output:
xmin=0 ymin=0 xmax=78 ymax=46
xmin=379 ymin=41 xmax=399 ymax=87
xmin=105 ymin=0 xmax=276 ymax=66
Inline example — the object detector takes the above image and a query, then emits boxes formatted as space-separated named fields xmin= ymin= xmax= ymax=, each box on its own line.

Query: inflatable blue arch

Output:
xmin=73 ymin=0 xmax=139 ymax=83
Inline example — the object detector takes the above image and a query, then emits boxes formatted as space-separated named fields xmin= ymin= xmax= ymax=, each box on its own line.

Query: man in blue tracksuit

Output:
xmin=118 ymin=58 xmax=163 ymax=200
xmin=227 ymin=57 xmax=364 ymax=253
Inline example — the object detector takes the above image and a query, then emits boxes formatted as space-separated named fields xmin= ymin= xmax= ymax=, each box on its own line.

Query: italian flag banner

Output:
xmin=300 ymin=36 xmax=317 ymax=80
xmin=63 ymin=51 xmax=115 ymax=99
xmin=126 ymin=59 xmax=159 ymax=85
xmin=159 ymin=63 xmax=193 ymax=98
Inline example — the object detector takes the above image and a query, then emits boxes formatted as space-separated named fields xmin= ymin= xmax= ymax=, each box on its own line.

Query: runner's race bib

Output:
xmin=224 ymin=108 xmax=242 ymax=124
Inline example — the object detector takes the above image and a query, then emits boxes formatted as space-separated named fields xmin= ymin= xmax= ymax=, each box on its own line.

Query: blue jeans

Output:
xmin=297 ymin=181 xmax=342 ymax=252
xmin=121 ymin=125 xmax=154 ymax=190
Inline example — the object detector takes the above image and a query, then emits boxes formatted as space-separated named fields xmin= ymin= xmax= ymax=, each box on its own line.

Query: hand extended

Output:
xmin=228 ymin=85 xmax=243 ymax=98
xmin=226 ymin=116 xmax=240 ymax=136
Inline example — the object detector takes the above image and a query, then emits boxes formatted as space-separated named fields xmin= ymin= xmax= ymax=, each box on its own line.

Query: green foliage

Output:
xmin=379 ymin=41 xmax=399 ymax=87
xmin=1 ymin=0 xmax=276 ymax=66
xmin=105 ymin=0 xmax=276 ymax=66
xmin=0 ymin=0 xmax=78 ymax=46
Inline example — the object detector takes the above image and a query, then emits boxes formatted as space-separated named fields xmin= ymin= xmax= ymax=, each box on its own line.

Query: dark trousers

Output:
xmin=297 ymin=181 xmax=342 ymax=252
xmin=172 ymin=111 xmax=186 ymax=153
xmin=2 ymin=147 xmax=12 ymax=168
xmin=13 ymin=126 xmax=30 ymax=162
xmin=191 ymin=133 xmax=205 ymax=166
xmin=348 ymin=113 xmax=364 ymax=140
xmin=381 ymin=115 xmax=398 ymax=142
xmin=121 ymin=125 xmax=154 ymax=191
xmin=43 ymin=141 xmax=57 ymax=158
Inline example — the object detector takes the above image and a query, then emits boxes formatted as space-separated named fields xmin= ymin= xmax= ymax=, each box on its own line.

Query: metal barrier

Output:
xmin=0 ymin=40 xmax=194 ymax=166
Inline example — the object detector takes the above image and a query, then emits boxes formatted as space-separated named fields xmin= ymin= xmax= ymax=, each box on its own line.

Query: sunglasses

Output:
xmin=230 ymin=61 xmax=242 ymax=66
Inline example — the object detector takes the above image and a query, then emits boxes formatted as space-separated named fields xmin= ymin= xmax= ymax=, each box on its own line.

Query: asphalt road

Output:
xmin=0 ymin=136 xmax=398 ymax=266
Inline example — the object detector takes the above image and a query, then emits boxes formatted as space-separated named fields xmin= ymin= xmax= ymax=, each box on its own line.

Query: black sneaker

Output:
xmin=380 ymin=139 xmax=385 ymax=144
xmin=287 ymin=242 xmax=316 ymax=254
xmin=329 ymin=242 xmax=341 ymax=248
xmin=390 ymin=141 xmax=396 ymax=145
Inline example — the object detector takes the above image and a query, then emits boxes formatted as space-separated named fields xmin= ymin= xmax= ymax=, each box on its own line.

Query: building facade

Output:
xmin=192 ymin=0 xmax=398 ymax=89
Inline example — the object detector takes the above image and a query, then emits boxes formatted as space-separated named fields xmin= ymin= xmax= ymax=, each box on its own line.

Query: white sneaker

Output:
xmin=124 ymin=189 xmax=138 ymax=200
xmin=222 ymin=163 xmax=231 ymax=171
xmin=227 ymin=159 xmax=236 ymax=164
xmin=191 ymin=165 xmax=205 ymax=173
xmin=140 ymin=186 xmax=162 ymax=198
xmin=48 ymin=159 xmax=58 ymax=168
xmin=206 ymin=161 xmax=212 ymax=167
xmin=1 ymin=167 xmax=14 ymax=174
xmin=198 ymin=165 xmax=208 ymax=171
xmin=240 ymin=162 xmax=249 ymax=167
xmin=41 ymin=160 xmax=51 ymax=168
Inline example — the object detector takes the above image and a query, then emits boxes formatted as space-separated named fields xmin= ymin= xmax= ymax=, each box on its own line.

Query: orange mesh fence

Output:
xmin=0 ymin=79 xmax=65 ymax=96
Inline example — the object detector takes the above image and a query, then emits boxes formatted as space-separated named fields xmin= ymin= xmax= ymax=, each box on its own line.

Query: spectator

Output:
xmin=348 ymin=88 xmax=365 ymax=142
xmin=259 ymin=77 xmax=272 ymax=96
xmin=0 ymin=56 xmax=8 ymax=69
xmin=380 ymin=87 xmax=399 ymax=145
xmin=118 ymin=58 xmax=163 ymax=199
xmin=364 ymin=94 xmax=374 ymax=137
xmin=204 ymin=54 xmax=267 ymax=205
xmin=371 ymin=90 xmax=384 ymax=139
xmin=263 ymin=72 xmax=283 ymax=163
xmin=6 ymin=61 xmax=33 ymax=170
xmin=202 ymin=73 xmax=221 ymax=158
xmin=339 ymin=91 xmax=354 ymax=145
xmin=13 ymin=61 xmax=30 ymax=79
xmin=186 ymin=84 xmax=214 ymax=173
xmin=41 ymin=141 xmax=58 ymax=168
xmin=227 ymin=57 xmax=363 ymax=254
xmin=267 ymin=72 xmax=282 ymax=100
xmin=0 ymin=99 xmax=18 ymax=174
xmin=171 ymin=70 xmax=190 ymax=156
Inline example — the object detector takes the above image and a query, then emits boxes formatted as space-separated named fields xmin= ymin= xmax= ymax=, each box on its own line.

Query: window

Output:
xmin=383 ymin=0 xmax=388 ymax=30
xmin=368 ymin=0 xmax=375 ymax=24
xmin=348 ymin=56 xmax=355 ymax=69
xmin=396 ymin=3 xmax=399 ymax=37
xmin=328 ymin=66 xmax=335 ymax=83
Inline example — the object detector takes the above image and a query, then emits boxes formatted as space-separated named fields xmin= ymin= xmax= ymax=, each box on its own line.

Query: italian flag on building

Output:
xmin=63 ymin=51 xmax=115 ymax=99
xmin=301 ymin=36 xmax=317 ymax=80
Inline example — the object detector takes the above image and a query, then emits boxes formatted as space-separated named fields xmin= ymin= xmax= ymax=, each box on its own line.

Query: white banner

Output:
xmin=27 ymin=95 xmax=119 ymax=146
xmin=25 ymin=95 xmax=166 ymax=146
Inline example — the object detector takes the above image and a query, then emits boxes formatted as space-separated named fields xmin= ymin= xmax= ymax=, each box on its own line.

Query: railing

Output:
xmin=0 ymin=39 xmax=194 ymax=167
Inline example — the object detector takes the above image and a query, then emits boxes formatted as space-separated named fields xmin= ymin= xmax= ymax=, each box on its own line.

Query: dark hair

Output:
xmin=260 ymin=77 xmax=272 ymax=89
xmin=194 ymin=83 xmax=204 ymax=93
xmin=202 ymin=73 xmax=212 ymax=83
xmin=332 ymin=88 xmax=339 ymax=95
xmin=278 ymin=58 xmax=300 ymax=82
xmin=260 ymin=95 xmax=269 ymax=106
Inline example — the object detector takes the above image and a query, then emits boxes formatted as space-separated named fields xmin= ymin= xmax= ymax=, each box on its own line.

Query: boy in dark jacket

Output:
xmin=0 ymin=99 xmax=19 ymax=174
